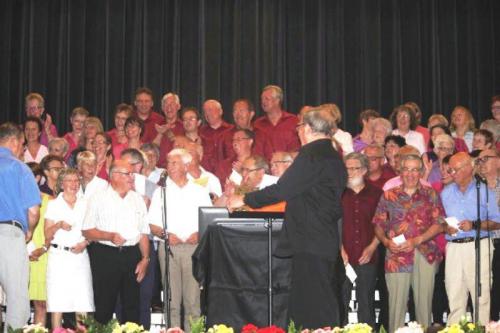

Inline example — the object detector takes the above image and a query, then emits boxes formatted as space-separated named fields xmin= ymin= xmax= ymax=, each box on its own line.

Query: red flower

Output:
xmin=242 ymin=324 xmax=258 ymax=333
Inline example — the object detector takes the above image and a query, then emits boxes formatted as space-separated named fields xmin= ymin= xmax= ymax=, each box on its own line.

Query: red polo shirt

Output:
xmin=253 ymin=111 xmax=300 ymax=154
xmin=342 ymin=182 xmax=383 ymax=266
xmin=199 ymin=121 xmax=234 ymax=172
xmin=158 ymin=120 xmax=185 ymax=167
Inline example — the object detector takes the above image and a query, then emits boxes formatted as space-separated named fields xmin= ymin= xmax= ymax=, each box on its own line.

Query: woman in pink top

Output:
xmin=92 ymin=132 xmax=113 ymax=181
xmin=63 ymin=107 xmax=89 ymax=158
xmin=108 ymin=103 xmax=133 ymax=158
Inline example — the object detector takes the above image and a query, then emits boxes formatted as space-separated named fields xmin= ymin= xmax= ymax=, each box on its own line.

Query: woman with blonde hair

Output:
xmin=450 ymin=105 xmax=475 ymax=152
xmin=82 ymin=116 xmax=104 ymax=151
xmin=44 ymin=168 xmax=94 ymax=329
xmin=63 ymin=107 xmax=89 ymax=157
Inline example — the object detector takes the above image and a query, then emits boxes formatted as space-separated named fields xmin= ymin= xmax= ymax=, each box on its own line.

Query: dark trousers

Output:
xmin=287 ymin=252 xmax=340 ymax=329
xmin=491 ymin=240 xmax=500 ymax=321
xmin=115 ymin=242 xmax=157 ymax=329
xmin=89 ymin=243 xmax=141 ymax=324
xmin=375 ymin=245 xmax=389 ymax=330
xmin=342 ymin=263 xmax=377 ymax=327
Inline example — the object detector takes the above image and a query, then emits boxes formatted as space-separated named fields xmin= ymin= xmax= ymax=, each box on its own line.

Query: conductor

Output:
xmin=228 ymin=107 xmax=347 ymax=328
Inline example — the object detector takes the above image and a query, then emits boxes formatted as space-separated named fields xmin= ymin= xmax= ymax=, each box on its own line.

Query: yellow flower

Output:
xmin=112 ymin=322 xmax=123 ymax=333
xmin=213 ymin=324 xmax=234 ymax=333
xmin=467 ymin=324 xmax=475 ymax=331
xmin=123 ymin=322 xmax=144 ymax=333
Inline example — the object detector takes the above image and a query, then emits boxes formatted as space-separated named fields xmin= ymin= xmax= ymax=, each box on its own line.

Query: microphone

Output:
xmin=157 ymin=170 xmax=168 ymax=187
xmin=474 ymin=173 xmax=486 ymax=184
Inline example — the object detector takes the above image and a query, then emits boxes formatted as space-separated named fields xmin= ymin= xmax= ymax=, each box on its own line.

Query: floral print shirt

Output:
xmin=372 ymin=185 xmax=445 ymax=273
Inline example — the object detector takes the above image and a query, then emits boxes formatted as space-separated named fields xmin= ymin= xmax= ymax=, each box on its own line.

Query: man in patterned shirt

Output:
xmin=373 ymin=154 xmax=445 ymax=333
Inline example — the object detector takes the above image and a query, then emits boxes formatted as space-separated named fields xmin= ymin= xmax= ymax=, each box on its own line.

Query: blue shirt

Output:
xmin=441 ymin=180 xmax=500 ymax=241
xmin=0 ymin=147 xmax=41 ymax=231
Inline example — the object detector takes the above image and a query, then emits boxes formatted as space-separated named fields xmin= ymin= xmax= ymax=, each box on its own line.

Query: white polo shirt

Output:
xmin=83 ymin=186 xmax=150 ymax=247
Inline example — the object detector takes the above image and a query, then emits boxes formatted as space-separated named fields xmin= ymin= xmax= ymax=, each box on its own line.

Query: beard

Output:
xmin=347 ymin=176 xmax=364 ymax=188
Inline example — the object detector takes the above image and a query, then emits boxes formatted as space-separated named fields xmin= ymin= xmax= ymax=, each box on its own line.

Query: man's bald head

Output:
xmin=449 ymin=152 xmax=474 ymax=187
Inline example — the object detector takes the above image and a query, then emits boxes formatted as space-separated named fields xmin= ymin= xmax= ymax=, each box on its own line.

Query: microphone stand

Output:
xmin=159 ymin=174 xmax=172 ymax=328
xmin=474 ymin=177 xmax=482 ymax=324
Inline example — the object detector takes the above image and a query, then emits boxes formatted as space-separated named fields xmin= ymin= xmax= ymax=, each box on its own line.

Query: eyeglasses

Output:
xmin=401 ymin=167 xmax=422 ymax=173
xmin=476 ymin=155 xmax=498 ymax=165
xmin=183 ymin=117 xmax=198 ymax=122
xmin=113 ymin=170 xmax=134 ymax=177
xmin=346 ymin=167 xmax=364 ymax=172
xmin=48 ymin=167 xmax=64 ymax=172
xmin=241 ymin=167 xmax=263 ymax=174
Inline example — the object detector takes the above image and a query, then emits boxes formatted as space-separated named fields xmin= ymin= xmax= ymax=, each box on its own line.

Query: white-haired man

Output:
xmin=153 ymin=92 xmax=185 ymax=167
xmin=147 ymin=148 xmax=212 ymax=331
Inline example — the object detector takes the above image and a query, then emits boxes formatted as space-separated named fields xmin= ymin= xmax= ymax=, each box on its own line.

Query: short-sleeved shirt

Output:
xmin=0 ymin=147 xmax=41 ymax=231
xmin=372 ymin=185 xmax=445 ymax=273
xmin=253 ymin=111 xmax=300 ymax=154
xmin=342 ymin=183 xmax=383 ymax=265
xmin=82 ymin=186 xmax=150 ymax=247
xmin=441 ymin=180 xmax=500 ymax=241
xmin=147 ymin=177 xmax=212 ymax=242
xmin=45 ymin=193 xmax=87 ymax=247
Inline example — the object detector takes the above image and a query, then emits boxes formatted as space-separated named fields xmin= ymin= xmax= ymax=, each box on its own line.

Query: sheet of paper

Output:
xmin=345 ymin=263 xmax=357 ymax=283
xmin=26 ymin=241 xmax=36 ymax=255
xmin=445 ymin=216 xmax=461 ymax=230
xmin=392 ymin=234 xmax=406 ymax=245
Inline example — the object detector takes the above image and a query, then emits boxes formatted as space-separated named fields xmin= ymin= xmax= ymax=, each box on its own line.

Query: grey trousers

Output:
xmin=159 ymin=243 xmax=200 ymax=332
xmin=0 ymin=225 xmax=30 ymax=333
xmin=385 ymin=251 xmax=437 ymax=333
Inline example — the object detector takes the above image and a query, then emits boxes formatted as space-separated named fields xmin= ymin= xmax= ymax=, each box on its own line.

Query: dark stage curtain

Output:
xmin=1 ymin=0 xmax=499 ymax=133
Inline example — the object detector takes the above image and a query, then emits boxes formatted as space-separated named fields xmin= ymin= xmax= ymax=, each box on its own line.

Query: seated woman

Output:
xmin=44 ymin=168 xmax=94 ymax=329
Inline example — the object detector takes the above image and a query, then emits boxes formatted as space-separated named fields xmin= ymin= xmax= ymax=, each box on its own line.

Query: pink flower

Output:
xmin=166 ymin=327 xmax=184 ymax=333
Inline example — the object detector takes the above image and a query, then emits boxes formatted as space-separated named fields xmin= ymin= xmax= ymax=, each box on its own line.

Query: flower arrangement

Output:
xmin=394 ymin=322 xmax=424 ymax=333
xmin=485 ymin=321 xmax=500 ymax=333
xmin=438 ymin=317 xmax=484 ymax=333
xmin=242 ymin=323 xmax=286 ymax=333
xmin=7 ymin=323 xmax=48 ymax=333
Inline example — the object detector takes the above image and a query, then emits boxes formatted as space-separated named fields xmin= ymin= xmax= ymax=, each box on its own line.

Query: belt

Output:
xmin=95 ymin=242 xmax=138 ymax=251
xmin=450 ymin=236 xmax=487 ymax=244
xmin=50 ymin=244 xmax=72 ymax=252
xmin=0 ymin=220 xmax=24 ymax=231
